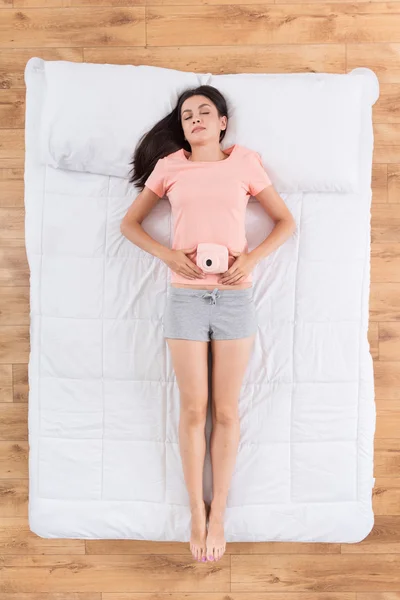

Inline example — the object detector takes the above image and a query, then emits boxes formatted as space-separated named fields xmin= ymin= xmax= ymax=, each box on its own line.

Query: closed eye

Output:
xmin=184 ymin=112 xmax=209 ymax=120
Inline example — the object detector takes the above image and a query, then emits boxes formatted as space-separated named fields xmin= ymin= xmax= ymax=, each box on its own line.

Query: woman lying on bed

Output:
xmin=120 ymin=84 xmax=296 ymax=564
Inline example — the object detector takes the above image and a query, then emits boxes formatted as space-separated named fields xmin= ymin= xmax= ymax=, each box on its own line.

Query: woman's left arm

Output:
xmin=218 ymin=185 xmax=296 ymax=285
xmin=248 ymin=184 xmax=296 ymax=265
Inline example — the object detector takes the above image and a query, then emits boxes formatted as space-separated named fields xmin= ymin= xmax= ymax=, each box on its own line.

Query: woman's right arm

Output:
xmin=120 ymin=186 xmax=172 ymax=261
xmin=120 ymin=187 xmax=205 ymax=279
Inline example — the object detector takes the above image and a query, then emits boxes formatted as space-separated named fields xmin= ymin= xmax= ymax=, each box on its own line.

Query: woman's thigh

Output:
xmin=166 ymin=338 xmax=210 ymax=414
xmin=210 ymin=335 xmax=256 ymax=419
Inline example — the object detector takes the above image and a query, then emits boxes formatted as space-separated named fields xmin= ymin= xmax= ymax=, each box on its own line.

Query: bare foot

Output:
xmin=206 ymin=506 xmax=226 ymax=562
xmin=190 ymin=502 xmax=208 ymax=562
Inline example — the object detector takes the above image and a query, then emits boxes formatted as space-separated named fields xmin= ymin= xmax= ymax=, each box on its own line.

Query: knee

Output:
xmin=212 ymin=403 xmax=239 ymax=425
xmin=181 ymin=397 xmax=208 ymax=425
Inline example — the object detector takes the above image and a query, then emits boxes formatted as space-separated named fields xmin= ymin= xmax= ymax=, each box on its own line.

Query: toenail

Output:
xmin=208 ymin=555 xmax=214 ymax=560
xmin=202 ymin=557 xmax=206 ymax=562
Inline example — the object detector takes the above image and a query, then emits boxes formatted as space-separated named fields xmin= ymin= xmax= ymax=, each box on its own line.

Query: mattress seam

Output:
xmin=100 ymin=175 xmax=111 ymax=500
xmin=289 ymin=192 xmax=303 ymax=502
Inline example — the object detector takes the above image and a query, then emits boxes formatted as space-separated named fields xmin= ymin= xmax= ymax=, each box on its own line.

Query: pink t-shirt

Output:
xmin=144 ymin=143 xmax=272 ymax=286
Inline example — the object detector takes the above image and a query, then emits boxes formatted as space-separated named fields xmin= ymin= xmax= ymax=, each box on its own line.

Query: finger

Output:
xmin=221 ymin=265 xmax=237 ymax=278
xmin=182 ymin=246 xmax=198 ymax=254
xmin=185 ymin=260 xmax=204 ymax=277
xmin=219 ymin=268 xmax=240 ymax=283
xmin=181 ymin=269 xmax=197 ymax=279
xmin=220 ymin=273 xmax=244 ymax=284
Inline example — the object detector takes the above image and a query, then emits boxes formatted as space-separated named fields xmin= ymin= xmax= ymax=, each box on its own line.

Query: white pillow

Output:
xmin=37 ymin=60 xmax=200 ymax=180
xmin=206 ymin=69 xmax=377 ymax=193
xmin=30 ymin=58 xmax=379 ymax=192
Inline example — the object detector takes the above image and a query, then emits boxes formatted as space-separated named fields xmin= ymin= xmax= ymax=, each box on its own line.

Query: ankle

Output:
xmin=210 ymin=502 xmax=226 ymax=516
xmin=190 ymin=501 xmax=206 ymax=513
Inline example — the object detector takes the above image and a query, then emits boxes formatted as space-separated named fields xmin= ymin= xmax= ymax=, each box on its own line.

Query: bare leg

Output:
xmin=165 ymin=337 xmax=210 ymax=562
xmin=207 ymin=334 xmax=256 ymax=562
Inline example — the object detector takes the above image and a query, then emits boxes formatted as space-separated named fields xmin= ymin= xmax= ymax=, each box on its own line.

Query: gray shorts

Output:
xmin=162 ymin=286 xmax=258 ymax=341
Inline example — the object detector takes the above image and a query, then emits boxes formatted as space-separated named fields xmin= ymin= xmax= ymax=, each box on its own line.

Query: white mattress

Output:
xmin=25 ymin=58 xmax=378 ymax=543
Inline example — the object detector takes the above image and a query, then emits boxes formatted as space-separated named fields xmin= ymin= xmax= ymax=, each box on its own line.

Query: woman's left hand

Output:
xmin=218 ymin=249 xmax=257 ymax=285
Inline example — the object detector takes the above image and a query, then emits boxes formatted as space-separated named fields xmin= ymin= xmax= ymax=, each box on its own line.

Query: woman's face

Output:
xmin=180 ymin=95 xmax=227 ymax=147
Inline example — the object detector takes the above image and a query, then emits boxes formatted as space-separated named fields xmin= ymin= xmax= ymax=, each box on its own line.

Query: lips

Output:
xmin=192 ymin=127 xmax=205 ymax=133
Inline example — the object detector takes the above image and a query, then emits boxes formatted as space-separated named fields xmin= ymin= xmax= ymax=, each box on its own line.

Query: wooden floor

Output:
xmin=1 ymin=0 xmax=400 ymax=597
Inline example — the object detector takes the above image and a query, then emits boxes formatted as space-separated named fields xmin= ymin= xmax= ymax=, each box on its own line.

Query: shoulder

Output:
xmin=236 ymin=144 xmax=261 ymax=160
xmin=162 ymin=149 xmax=183 ymax=165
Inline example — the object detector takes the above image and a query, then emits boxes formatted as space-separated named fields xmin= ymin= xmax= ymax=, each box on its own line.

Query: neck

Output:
xmin=187 ymin=147 xmax=229 ymax=162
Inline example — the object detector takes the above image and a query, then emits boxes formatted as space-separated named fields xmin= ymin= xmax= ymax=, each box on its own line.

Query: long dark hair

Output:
xmin=129 ymin=85 xmax=229 ymax=190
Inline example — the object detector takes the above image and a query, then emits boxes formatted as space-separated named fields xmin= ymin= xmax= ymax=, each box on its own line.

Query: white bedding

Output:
xmin=25 ymin=57 xmax=378 ymax=542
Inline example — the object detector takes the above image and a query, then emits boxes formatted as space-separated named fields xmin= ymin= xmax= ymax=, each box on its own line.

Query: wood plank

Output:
xmin=0 ymin=441 xmax=28 ymax=478
xmin=0 ymin=517 xmax=86 ymax=554
xmin=231 ymin=554 xmax=400 ymax=592
xmin=12 ymin=363 xmax=28 ymax=403
xmin=368 ymin=321 xmax=379 ymax=360
xmin=0 ymin=479 xmax=28 ymax=516
xmin=374 ymin=360 xmax=400 ymax=398
xmin=379 ymin=322 xmax=400 ymax=360
xmin=0 ymin=208 xmax=25 ymax=242
xmin=0 ymin=365 xmax=13 ymax=403
xmin=103 ymin=594 xmax=357 ymax=600
xmin=372 ymin=163 xmax=388 ymax=205
xmin=374 ymin=85 xmax=400 ymax=123
xmin=146 ymin=4 xmax=400 ymax=48
xmin=146 ymin=0 xmax=274 ymax=5
xmin=371 ymin=244 xmax=400 ymax=283
xmin=373 ymin=479 xmax=400 ymax=515
xmin=0 ymin=90 xmax=25 ymax=129
xmin=0 ymin=595 xmax=101 ymax=600
xmin=347 ymin=43 xmax=400 ymax=84
xmin=0 ymin=158 xmax=25 ymax=169
xmin=341 ymin=515 xmax=400 ymax=553
xmin=388 ymin=165 xmax=400 ymax=203
xmin=374 ymin=146 xmax=400 ymax=163
xmin=370 ymin=283 xmax=400 ymax=321
xmin=376 ymin=402 xmax=400 ymax=439
xmin=0 ymin=554 xmax=230 ymax=593
xmin=0 ymin=287 xmax=29 ymax=326
xmin=0 ymin=326 xmax=30 ymax=364
xmin=83 ymin=44 xmax=346 ymax=73
xmin=374 ymin=124 xmax=400 ymax=146
xmin=0 ymin=403 xmax=27 ymax=440
xmin=0 ymin=177 xmax=25 ymax=208
xmin=0 ymin=8 xmax=146 ymax=48
xmin=0 ymin=48 xmax=83 ymax=89
xmin=0 ymin=130 xmax=24 ymax=163
xmin=86 ymin=538 xmax=340 ymax=555
xmin=374 ymin=439 xmax=400 ymax=475
xmin=15 ymin=0 xmax=145 ymax=5
xmin=371 ymin=206 xmax=400 ymax=244
xmin=358 ymin=594 xmax=400 ymax=600
xmin=0 ymin=247 xmax=29 ymax=286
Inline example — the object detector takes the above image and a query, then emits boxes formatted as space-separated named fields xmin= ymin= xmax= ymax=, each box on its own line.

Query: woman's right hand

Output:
xmin=163 ymin=246 xmax=206 ymax=280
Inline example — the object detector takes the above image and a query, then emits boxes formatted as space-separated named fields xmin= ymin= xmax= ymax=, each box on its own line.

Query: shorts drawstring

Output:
xmin=201 ymin=288 xmax=220 ymax=305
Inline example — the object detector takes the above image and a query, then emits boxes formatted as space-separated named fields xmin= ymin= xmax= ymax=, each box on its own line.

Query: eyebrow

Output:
xmin=182 ymin=103 xmax=211 ymax=115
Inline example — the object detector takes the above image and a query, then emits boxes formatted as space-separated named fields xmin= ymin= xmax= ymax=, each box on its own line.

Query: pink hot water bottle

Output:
xmin=196 ymin=243 xmax=229 ymax=274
